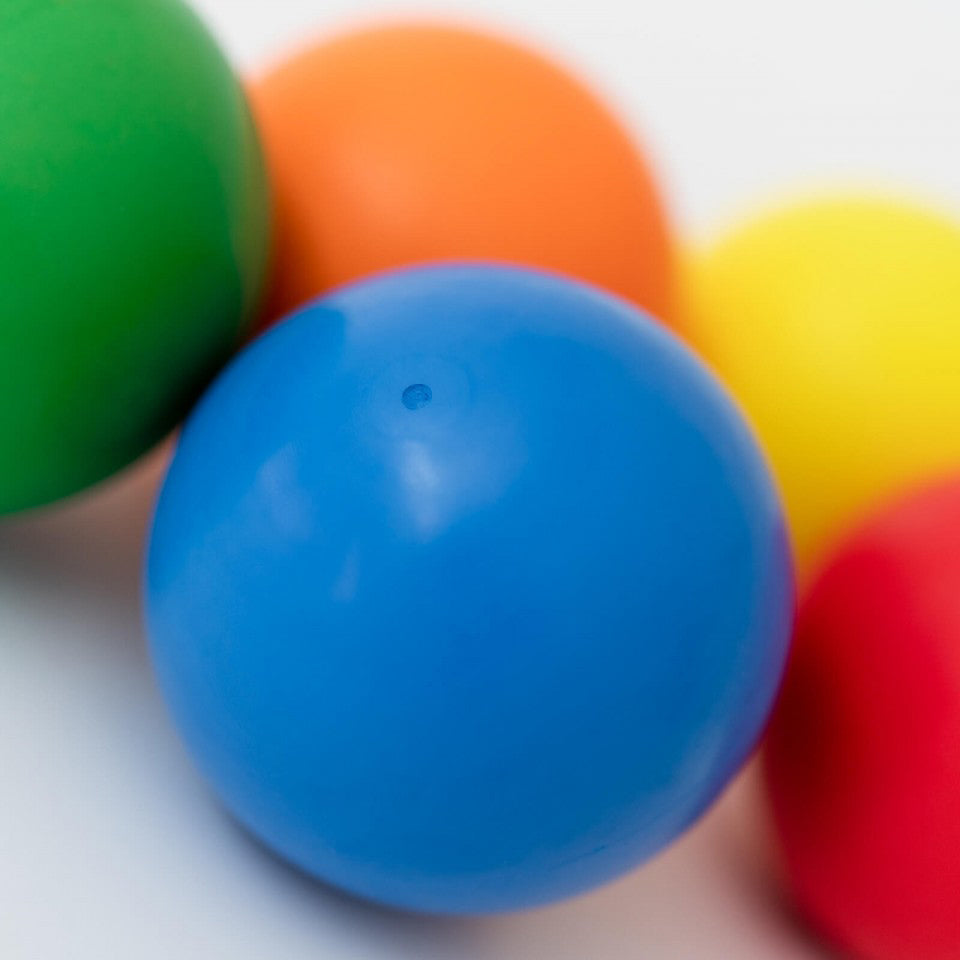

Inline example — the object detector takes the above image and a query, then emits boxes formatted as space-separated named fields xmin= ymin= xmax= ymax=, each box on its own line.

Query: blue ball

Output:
xmin=146 ymin=265 xmax=793 ymax=914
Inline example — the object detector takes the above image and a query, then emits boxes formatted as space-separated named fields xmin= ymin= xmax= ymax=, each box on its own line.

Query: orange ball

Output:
xmin=251 ymin=22 xmax=674 ymax=326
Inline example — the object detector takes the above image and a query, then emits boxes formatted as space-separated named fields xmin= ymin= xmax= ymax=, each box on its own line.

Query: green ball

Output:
xmin=0 ymin=0 xmax=269 ymax=513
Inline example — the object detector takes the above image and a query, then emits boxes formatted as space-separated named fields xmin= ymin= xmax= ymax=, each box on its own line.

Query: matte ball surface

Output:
xmin=683 ymin=197 xmax=960 ymax=574
xmin=764 ymin=476 xmax=960 ymax=960
xmin=147 ymin=266 xmax=792 ymax=914
xmin=251 ymin=23 xmax=674 ymax=326
xmin=0 ymin=0 xmax=269 ymax=513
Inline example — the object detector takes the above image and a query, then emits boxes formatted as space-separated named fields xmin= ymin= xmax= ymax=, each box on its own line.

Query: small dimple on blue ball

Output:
xmin=402 ymin=383 xmax=432 ymax=410
xmin=146 ymin=264 xmax=793 ymax=916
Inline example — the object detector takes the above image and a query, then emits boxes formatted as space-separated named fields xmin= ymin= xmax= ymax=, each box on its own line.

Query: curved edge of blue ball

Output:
xmin=143 ymin=262 xmax=795 ymax=916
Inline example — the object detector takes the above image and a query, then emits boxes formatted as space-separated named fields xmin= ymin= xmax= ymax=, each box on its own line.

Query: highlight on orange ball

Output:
xmin=250 ymin=21 xmax=675 ymax=330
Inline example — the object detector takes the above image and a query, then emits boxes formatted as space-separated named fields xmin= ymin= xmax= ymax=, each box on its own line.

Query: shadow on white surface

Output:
xmin=0 ymin=449 xmax=830 ymax=959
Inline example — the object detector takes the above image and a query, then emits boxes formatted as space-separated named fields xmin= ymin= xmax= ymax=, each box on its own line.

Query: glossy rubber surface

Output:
xmin=0 ymin=0 xmax=269 ymax=512
xmin=765 ymin=476 xmax=960 ymax=960
xmin=147 ymin=265 xmax=792 ymax=914
xmin=684 ymin=196 xmax=960 ymax=576
xmin=252 ymin=22 xmax=674 ymax=327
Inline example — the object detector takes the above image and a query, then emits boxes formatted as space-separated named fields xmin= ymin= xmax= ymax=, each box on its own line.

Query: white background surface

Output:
xmin=3 ymin=1 xmax=960 ymax=957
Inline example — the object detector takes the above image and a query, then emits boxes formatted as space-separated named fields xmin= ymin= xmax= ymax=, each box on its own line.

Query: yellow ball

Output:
xmin=683 ymin=196 xmax=960 ymax=574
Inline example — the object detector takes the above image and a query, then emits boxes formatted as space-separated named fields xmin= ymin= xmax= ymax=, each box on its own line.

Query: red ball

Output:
xmin=764 ymin=476 xmax=960 ymax=960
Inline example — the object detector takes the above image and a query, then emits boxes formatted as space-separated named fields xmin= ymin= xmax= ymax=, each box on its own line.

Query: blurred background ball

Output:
xmin=147 ymin=265 xmax=792 ymax=914
xmin=251 ymin=22 xmax=674 ymax=327
xmin=683 ymin=196 xmax=960 ymax=574
xmin=0 ymin=0 xmax=268 ymax=513
xmin=764 ymin=476 xmax=960 ymax=960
